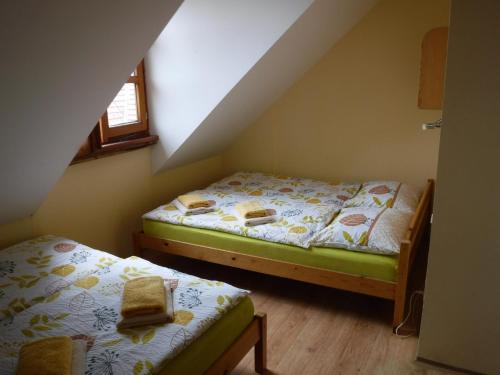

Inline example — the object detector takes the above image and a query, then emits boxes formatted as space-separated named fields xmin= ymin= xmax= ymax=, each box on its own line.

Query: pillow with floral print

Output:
xmin=344 ymin=181 xmax=419 ymax=213
xmin=311 ymin=207 xmax=413 ymax=255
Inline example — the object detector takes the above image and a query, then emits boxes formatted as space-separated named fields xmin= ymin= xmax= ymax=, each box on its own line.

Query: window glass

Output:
xmin=107 ymin=83 xmax=139 ymax=127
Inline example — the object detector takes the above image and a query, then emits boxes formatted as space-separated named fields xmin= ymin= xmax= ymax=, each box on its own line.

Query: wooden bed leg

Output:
xmin=255 ymin=312 xmax=267 ymax=374
xmin=132 ymin=232 xmax=143 ymax=257
xmin=393 ymin=240 xmax=411 ymax=331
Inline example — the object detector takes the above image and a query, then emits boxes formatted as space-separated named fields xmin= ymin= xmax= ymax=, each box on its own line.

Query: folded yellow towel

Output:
xmin=118 ymin=311 xmax=171 ymax=329
xmin=173 ymin=199 xmax=216 ymax=215
xmin=16 ymin=336 xmax=72 ymax=375
xmin=121 ymin=276 xmax=166 ymax=318
xmin=245 ymin=213 xmax=277 ymax=227
xmin=178 ymin=194 xmax=212 ymax=209
xmin=71 ymin=340 xmax=87 ymax=375
xmin=236 ymin=201 xmax=270 ymax=219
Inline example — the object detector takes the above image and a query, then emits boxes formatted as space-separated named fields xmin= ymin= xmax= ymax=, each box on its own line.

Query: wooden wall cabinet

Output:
xmin=418 ymin=27 xmax=448 ymax=109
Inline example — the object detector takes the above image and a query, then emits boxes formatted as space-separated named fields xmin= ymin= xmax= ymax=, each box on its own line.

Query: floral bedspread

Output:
xmin=0 ymin=236 xmax=119 ymax=315
xmin=143 ymin=172 xmax=361 ymax=248
xmin=0 ymin=236 xmax=248 ymax=375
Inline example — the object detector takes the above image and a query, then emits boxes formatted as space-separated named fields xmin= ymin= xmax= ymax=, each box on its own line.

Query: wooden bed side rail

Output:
xmin=134 ymin=231 xmax=397 ymax=300
xmin=393 ymin=179 xmax=434 ymax=328
xmin=205 ymin=313 xmax=267 ymax=375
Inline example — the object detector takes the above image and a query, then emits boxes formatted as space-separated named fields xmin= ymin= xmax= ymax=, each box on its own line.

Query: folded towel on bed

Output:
xmin=236 ymin=201 xmax=273 ymax=219
xmin=244 ymin=215 xmax=277 ymax=227
xmin=121 ymin=276 xmax=166 ymax=318
xmin=178 ymin=194 xmax=212 ymax=209
xmin=173 ymin=199 xmax=215 ymax=215
xmin=119 ymin=278 xmax=175 ymax=329
xmin=118 ymin=311 xmax=171 ymax=329
xmin=16 ymin=336 xmax=73 ymax=375
xmin=70 ymin=340 xmax=87 ymax=375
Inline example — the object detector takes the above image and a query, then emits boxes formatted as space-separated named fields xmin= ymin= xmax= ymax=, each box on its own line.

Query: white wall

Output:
xmin=164 ymin=0 xmax=379 ymax=170
xmin=146 ymin=0 xmax=315 ymax=171
xmin=0 ymin=0 xmax=182 ymax=224
xmin=418 ymin=1 xmax=500 ymax=374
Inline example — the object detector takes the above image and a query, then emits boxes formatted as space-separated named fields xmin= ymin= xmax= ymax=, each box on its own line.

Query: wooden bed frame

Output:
xmin=134 ymin=180 xmax=434 ymax=330
xmin=204 ymin=312 xmax=267 ymax=375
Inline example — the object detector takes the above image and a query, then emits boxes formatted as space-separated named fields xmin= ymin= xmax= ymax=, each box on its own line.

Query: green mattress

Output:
xmin=143 ymin=220 xmax=397 ymax=282
xmin=159 ymin=296 xmax=254 ymax=375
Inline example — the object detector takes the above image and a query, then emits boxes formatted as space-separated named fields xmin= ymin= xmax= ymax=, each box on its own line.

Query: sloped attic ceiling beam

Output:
xmin=0 ymin=0 xmax=182 ymax=224
xmin=146 ymin=0 xmax=377 ymax=172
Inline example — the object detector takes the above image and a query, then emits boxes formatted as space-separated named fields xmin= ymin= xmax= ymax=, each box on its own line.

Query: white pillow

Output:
xmin=344 ymin=181 xmax=419 ymax=213
xmin=311 ymin=207 xmax=413 ymax=255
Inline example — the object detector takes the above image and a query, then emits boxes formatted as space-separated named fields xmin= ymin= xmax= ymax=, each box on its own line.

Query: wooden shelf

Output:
xmin=418 ymin=27 xmax=448 ymax=109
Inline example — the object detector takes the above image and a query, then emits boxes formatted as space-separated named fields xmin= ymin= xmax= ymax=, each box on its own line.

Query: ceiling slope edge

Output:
xmin=152 ymin=0 xmax=378 ymax=171
xmin=0 ymin=0 xmax=183 ymax=224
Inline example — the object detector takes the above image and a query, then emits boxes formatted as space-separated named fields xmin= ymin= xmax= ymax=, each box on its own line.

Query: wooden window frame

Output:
xmin=100 ymin=62 xmax=148 ymax=142
xmin=72 ymin=60 xmax=157 ymax=164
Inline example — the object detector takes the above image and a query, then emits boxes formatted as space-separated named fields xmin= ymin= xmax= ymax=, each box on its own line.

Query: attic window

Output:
xmin=72 ymin=60 xmax=158 ymax=164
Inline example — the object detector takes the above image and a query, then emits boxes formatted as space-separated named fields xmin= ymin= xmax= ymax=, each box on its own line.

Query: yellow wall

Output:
xmin=223 ymin=0 xmax=450 ymax=189
xmin=0 ymin=148 xmax=223 ymax=255
xmin=0 ymin=217 xmax=33 ymax=250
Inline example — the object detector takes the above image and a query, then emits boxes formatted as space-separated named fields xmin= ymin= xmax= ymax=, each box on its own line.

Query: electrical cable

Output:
xmin=394 ymin=290 xmax=424 ymax=337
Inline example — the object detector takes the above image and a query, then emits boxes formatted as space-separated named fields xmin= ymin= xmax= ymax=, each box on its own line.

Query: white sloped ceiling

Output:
xmin=0 ymin=0 xmax=183 ymax=224
xmin=146 ymin=0 xmax=378 ymax=172
xmin=0 ymin=0 xmax=377 ymax=224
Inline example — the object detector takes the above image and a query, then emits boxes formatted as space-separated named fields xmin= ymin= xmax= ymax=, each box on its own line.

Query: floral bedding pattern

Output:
xmin=344 ymin=181 xmax=420 ymax=213
xmin=143 ymin=172 xmax=361 ymax=248
xmin=311 ymin=207 xmax=413 ymax=255
xmin=0 ymin=236 xmax=119 ymax=318
xmin=0 ymin=236 xmax=248 ymax=375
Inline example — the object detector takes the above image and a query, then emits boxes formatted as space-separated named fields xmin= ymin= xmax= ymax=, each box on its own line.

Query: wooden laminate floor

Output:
xmin=142 ymin=250 xmax=449 ymax=375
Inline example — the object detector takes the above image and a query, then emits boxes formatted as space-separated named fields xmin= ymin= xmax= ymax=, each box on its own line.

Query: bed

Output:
xmin=0 ymin=236 xmax=267 ymax=375
xmin=135 ymin=172 xmax=434 ymax=329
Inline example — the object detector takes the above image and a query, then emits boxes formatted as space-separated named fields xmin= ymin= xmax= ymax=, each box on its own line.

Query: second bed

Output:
xmin=135 ymin=172 xmax=434 ymax=329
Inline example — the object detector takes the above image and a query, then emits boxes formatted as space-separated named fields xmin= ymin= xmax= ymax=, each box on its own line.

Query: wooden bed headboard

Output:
xmin=394 ymin=179 xmax=434 ymax=327
xmin=402 ymin=179 xmax=435 ymax=265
